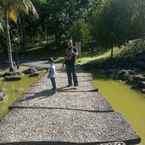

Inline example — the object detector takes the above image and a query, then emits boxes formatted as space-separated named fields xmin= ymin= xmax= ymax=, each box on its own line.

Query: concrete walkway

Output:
xmin=0 ymin=63 xmax=140 ymax=145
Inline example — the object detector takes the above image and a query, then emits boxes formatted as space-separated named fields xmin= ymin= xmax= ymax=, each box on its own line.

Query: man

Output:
xmin=64 ymin=41 xmax=78 ymax=87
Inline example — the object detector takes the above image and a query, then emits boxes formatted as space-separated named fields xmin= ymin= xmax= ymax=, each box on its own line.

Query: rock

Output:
xmin=0 ymin=91 xmax=5 ymax=101
xmin=141 ymin=89 xmax=145 ymax=93
xmin=23 ymin=67 xmax=39 ymax=77
xmin=117 ymin=70 xmax=129 ymax=80
xmin=23 ymin=67 xmax=38 ymax=75
xmin=4 ymin=74 xmax=21 ymax=81
xmin=135 ymin=81 xmax=145 ymax=89
xmin=3 ymin=72 xmax=21 ymax=77
xmin=132 ymin=74 xmax=145 ymax=82
xmin=116 ymin=69 xmax=136 ymax=81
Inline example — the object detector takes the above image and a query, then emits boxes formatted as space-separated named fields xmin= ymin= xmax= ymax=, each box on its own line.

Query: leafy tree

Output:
xmin=87 ymin=0 xmax=145 ymax=57
xmin=0 ymin=0 xmax=38 ymax=71
xmin=70 ymin=20 xmax=91 ymax=50
xmin=33 ymin=0 xmax=91 ymax=48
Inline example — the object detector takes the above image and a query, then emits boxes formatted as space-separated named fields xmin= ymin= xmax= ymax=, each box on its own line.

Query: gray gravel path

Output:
xmin=12 ymin=72 xmax=112 ymax=112
xmin=0 ymin=110 xmax=138 ymax=144
xmin=0 ymin=65 xmax=140 ymax=145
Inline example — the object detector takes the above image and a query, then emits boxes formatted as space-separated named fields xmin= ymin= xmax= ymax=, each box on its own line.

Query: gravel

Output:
xmin=0 ymin=66 xmax=140 ymax=145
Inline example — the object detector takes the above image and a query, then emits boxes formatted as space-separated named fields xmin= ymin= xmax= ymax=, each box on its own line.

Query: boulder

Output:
xmin=4 ymin=74 xmax=21 ymax=81
xmin=23 ymin=67 xmax=39 ymax=77
xmin=117 ymin=69 xmax=134 ymax=81
xmin=117 ymin=70 xmax=126 ymax=78
xmin=132 ymin=74 xmax=145 ymax=82
xmin=135 ymin=81 xmax=145 ymax=89
xmin=3 ymin=72 xmax=21 ymax=77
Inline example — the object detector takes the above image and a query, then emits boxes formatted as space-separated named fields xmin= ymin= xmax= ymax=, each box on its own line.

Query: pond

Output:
xmin=94 ymin=78 xmax=145 ymax=145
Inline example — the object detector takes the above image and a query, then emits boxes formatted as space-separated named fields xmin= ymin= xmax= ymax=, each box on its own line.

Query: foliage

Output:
xmin=31 ymin=0 xmax=91 ymax=47
xmin=0 ymin=0 xmax=38 ymax=71
xmin=1 ymin=0 xmax=145 ymax=58
xmin=70 ymin=20 xmax=91 ymax=49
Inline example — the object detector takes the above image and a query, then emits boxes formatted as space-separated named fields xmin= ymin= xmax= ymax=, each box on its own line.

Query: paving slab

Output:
xmin=0 ymin=110 xmax=140 ymax=145
xmin=12 ymin=72 xmax=113 ymax=112
xmin=11 ymin=92 xmax=112 ymax=113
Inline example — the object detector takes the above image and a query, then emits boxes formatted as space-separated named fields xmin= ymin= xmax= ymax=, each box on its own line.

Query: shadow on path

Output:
xmin=19 ymin=89 xmax=55 ymax=102
xmin=18 ymin=87 xmax=98 ymax=103
xmin=58 ymin=87 xmax=98 ymax=93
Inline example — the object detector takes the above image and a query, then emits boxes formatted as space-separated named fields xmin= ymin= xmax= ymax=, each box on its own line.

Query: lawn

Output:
xmin=78 ymin=40 xmax=145 ymax=66
xmin=77 ymin=47 xmax=122 ymax=65
xmin=0 ymin=67 xmax=45 ymax=118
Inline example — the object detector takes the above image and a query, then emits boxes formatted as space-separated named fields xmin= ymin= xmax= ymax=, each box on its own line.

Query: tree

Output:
xmin=0 ymin=0 xmax=38 ymax=72
xmin=33 ymin=0 xmax=91 ymax=48
xmin=88 ymin=0 xmax=129 ymax=57
xmin=87 ymin=0 xmax=145 ymax=57
xmin=70 ymin=20 xmax=91 ymax=50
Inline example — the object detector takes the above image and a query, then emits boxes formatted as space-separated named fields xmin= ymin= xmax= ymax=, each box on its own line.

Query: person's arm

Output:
xmin=62 ymin=54 xmax=67 ymax=68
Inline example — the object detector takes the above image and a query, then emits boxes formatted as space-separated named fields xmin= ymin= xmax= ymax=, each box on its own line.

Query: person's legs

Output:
xmin=66 ymin=66 xmax=72 ymax=86
xmin=72 ymin=65 xmax=78 ymax=86
xmin=50 ymin=77 xmax=56 ymax=92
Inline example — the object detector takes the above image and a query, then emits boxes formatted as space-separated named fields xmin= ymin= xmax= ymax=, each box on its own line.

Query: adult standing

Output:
xmin=64 ymin=41 xmax=78 ymax=87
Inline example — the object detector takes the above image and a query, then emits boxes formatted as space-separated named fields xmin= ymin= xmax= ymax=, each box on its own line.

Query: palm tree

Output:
xmin=0 ymin=0 xmax=38 ymax=72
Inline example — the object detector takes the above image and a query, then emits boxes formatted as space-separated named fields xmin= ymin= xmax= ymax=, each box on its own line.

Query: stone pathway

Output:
xmin=0 ymin=63 xmax=140 ymax=145
xmin=12 ymin=72 xmax=113 ymax=112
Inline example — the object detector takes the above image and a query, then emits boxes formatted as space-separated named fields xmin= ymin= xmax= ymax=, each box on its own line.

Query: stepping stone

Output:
xmin=0 ymin=110 xmax=140 ymax=145
xmin=4 ymin=75 xmax=21 ymax=81
xmin=12 ymin=92 xmax=113 ymax=112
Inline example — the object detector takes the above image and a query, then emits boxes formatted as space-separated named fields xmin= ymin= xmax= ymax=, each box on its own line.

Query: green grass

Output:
xmin=78 ymin=41 xmax=145 ymax=66
xmin=0 ymin=69 xmax=45 ymax=118
xmin=77 ymin=47 xmax=121 ymax=65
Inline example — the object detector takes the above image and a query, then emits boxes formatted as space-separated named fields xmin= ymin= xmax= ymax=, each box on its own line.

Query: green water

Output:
xmin=94 ymin=79 xmax=145 ymax=145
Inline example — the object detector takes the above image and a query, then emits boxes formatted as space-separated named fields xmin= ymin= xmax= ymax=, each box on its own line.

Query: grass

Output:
xmin=77 ymin=47 xmax=120 ymax=65
xmin=0 ymin=67 xmax=45 ymax=118
xmin=78 ymin=40 xmax=145 ymax=66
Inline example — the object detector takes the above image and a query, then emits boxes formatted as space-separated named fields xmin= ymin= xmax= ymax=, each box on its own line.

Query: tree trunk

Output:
xmin=55 ymin=33 xmax=60 ymax=48
xmin=46 ymin=28 xmax=49 ymax=44
xmin=111 ymin=47 xmax=114 ymax=58
xmin=18 ymin=14 xmax=26 ymax=50
xmin=5 ymin=9 xmax=15 ymax=72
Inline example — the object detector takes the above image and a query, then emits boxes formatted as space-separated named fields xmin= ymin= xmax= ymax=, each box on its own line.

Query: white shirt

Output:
xmin=48 ymin=64 xmax=56 ymax=78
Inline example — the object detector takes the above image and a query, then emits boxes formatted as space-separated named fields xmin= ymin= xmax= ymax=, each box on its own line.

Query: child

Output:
xmin=48 ymin=58 xmax=57 ymax=93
